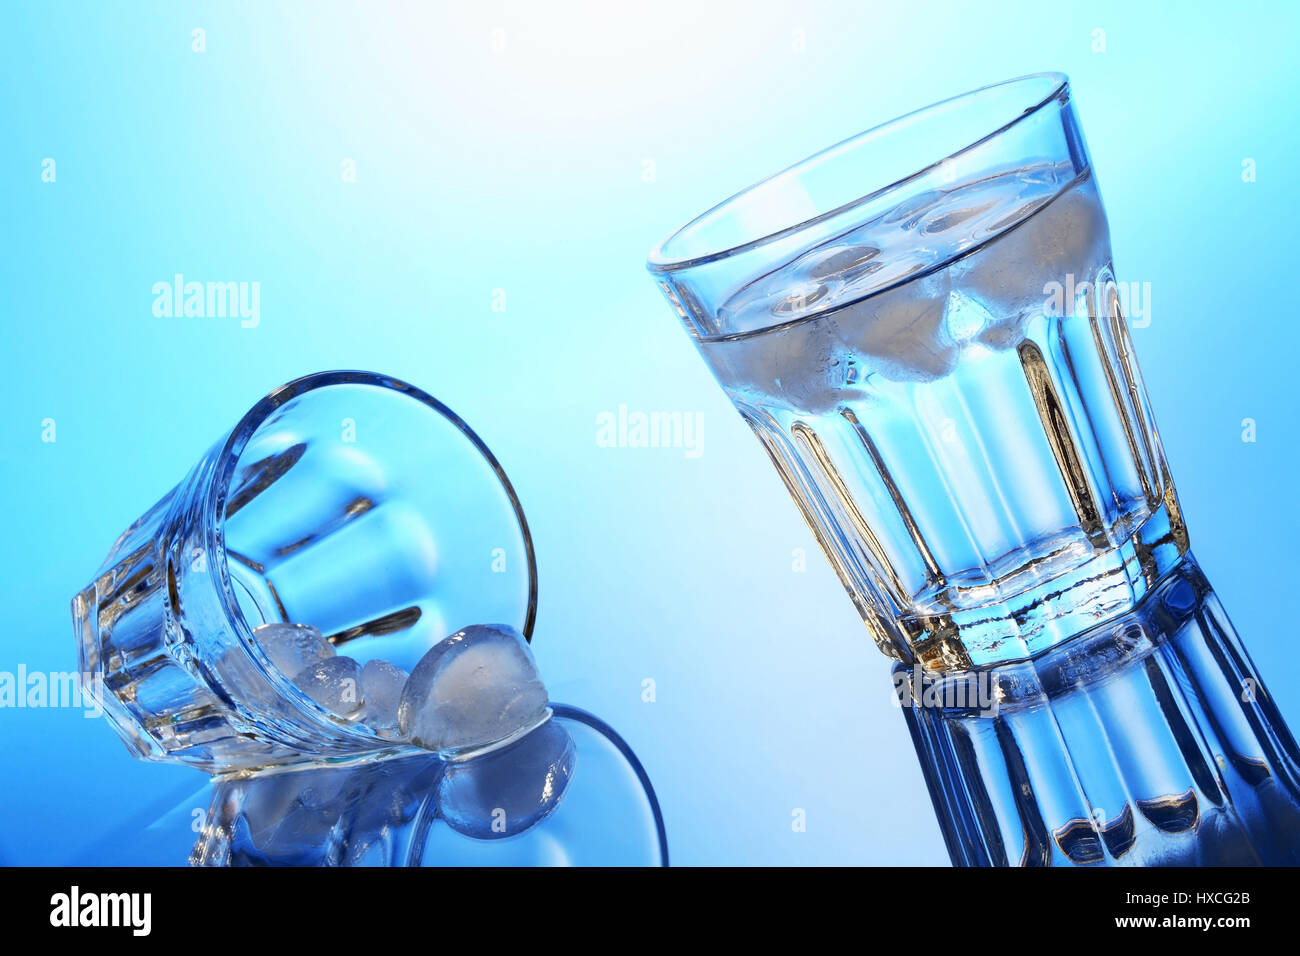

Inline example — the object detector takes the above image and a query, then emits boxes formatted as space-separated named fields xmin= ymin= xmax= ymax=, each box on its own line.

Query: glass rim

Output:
xmin=646 ymin=72 xmax=1069 ymax=274
xmin=205 ymin=369 xmax=540 ymax=728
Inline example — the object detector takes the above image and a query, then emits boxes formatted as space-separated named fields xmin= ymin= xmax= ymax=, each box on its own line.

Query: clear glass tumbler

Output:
xmin=648 ymin=74 xmax=1300 ymax=865
xmin=72 ymin=371 xmax=537 ymax=775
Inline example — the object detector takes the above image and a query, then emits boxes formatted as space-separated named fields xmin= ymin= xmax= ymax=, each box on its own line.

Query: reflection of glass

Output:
xmin=648 ymin=74 xmax=1300 ymax=864
xmin=188 ymin=705 xmax=667 ymax=867
xmin=72 ymin=371 xmax=537 ymax=774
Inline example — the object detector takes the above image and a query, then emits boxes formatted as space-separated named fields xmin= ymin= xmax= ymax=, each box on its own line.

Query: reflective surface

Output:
xmin=87 ymin=706 xmax=668 ymax=867
xmin=904 ymin=557 xmax=1300 ymax=865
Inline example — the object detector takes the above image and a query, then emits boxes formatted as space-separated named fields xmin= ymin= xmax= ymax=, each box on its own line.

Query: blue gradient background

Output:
xmin=2 ymin=1 xmax=1297 ymax=865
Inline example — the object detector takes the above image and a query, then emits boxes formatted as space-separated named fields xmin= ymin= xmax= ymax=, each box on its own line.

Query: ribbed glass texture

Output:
xmin=651 ymin=76 xmax=1183 ymax=670
xmin=903 ymin=559 xmax=1300 ymax=866
xmin=648 ymin=75 xmax=1300 ymax=864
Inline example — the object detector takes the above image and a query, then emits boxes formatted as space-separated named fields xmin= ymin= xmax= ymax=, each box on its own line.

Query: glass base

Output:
xmin=899 ymin=554 xmax=1300 ymax=865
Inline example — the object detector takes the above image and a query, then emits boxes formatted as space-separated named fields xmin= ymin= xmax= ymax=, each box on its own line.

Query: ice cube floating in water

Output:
xmin=252 ymin=620 xmax=549 ymax=755
xmin=708 ymin=163 xmax=1109 ymax=406
xmin=718 ymin=162 xmax=1086 ymax=334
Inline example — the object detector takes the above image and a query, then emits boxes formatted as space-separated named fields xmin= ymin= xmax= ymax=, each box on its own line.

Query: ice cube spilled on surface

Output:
xmin=707 ymin=162 xmax=1109 ymax=408
xmin=398 ymin=623 xmax=549 ymax=754
xmin=251 ymin=619 xmax=549 ymax=756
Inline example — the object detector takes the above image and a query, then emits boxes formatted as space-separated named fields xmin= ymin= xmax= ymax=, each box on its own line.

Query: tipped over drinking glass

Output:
xmin=72 ymin=371 xmax=540 ymax=773
xmin=72 ymin=371 xmax=669 ymax=866
xmin=648 ymin=74 xmax=1300 ymax=865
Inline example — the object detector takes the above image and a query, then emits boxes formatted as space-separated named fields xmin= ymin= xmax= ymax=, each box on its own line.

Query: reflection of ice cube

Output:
xmin=206 ymin=772 xmax=337 ymax=864
xmin=253 ymin=621 xmax=334 ymax=676
xmin=196 ymin=756 xmax=444 ymax=866
xmin=437 ymin=717 xmax=575 ymax=839
xmin=808 ymin=243 xmax=881 ymax=281
xmin=294 ymin=656 xmax=363 ymax=717
xmin=297 ymin=766 xmax=355 ymax=809
xmin=882 ymin=188 xmax=947 ymax=226
xmin=397 ymin=623 xmax=549 ymax=754
xmin=360 ymin=659 xmax=408 ymax=733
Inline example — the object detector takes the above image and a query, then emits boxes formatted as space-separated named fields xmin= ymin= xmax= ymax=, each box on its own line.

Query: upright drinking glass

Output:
xmin=648 ymin=74 xmax=1300 ymax=865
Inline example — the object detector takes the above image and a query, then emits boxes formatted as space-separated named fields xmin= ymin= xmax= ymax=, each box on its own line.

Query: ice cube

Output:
xmin=216 ymin=646 xmax=301 ymax=725
xmin=437 ymin=717 xmax=575 ymax=839
xmin=706 ymin=315 xmax=854 ymax=414
xmin=294 ymin=656 xmax=363 ymax=717
xmin=961 ymin=182 xmax=1110 ymax=325
xmin=397 ymin=623 xmax=549 ymax=753
xmin=360 ymin=659 xmax=409 ymax=733
xmin=832 ymin=269 xmax=957 ymax=382
xmin=253 ymin=621 xmax=334 ymax=677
